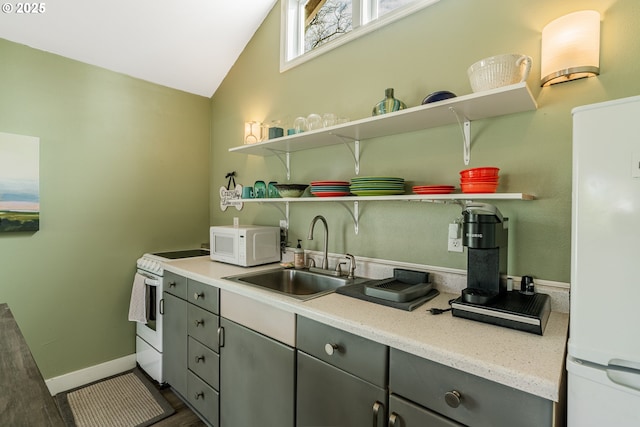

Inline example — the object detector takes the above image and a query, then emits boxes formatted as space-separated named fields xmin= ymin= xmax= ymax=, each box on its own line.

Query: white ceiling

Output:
xmin=0 ymin=0 xmax=277 ymax=97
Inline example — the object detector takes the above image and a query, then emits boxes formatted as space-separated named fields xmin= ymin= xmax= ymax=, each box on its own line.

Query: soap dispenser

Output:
xmin=294 ymin=240 xmax=305 ymax=269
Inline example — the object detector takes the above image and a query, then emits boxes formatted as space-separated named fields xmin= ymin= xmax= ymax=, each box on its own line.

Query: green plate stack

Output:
xmin=350 ymin=176 xmax=405 ymax=196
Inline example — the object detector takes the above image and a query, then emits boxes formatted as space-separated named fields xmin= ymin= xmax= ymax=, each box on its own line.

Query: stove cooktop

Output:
xmin=152 ymin=249 xmax=210 ymax=259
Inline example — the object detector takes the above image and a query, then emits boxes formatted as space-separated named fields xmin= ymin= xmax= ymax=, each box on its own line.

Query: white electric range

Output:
xmin=134 ymin=249 xmax=209 ymax=383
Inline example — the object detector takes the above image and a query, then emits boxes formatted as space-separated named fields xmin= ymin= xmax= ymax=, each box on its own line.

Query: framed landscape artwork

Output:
xmin=0 ymin=132 xmax=40 ymax=232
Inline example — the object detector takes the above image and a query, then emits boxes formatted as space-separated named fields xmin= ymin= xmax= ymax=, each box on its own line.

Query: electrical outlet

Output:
xmin=233 ymin=217 xmax=239 ymax=227
xmin=448 ymin=223 xmax=464 ymax=253
xmin=448 ymin=238 xmax=463 ymax=252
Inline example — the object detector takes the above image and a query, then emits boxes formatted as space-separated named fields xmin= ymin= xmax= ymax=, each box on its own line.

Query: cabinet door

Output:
xmin=297 ymin=351 xmax=387 ymax=427
xmin=219 ymin=318 xmax=294 ymax=427
xmin=388 ymin=394 xmax=462 ymax=427
xmin=162 ymin=292 xmax=187 ymax=397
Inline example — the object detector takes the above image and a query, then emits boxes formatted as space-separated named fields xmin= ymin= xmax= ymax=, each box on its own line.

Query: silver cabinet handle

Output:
xmin=444 ymin=390 xmax=462 ymax=408
xmin=195 ymin=355 xmax=205 ymax=363
xmin=388 ymin=413 xmax=398 ymax=427
xmin=159 ymin=298 xmax=164 ymax=315
xmin=325 ymin=343 xmax=339 ymax=356
xmin=168 ymin=281 xmax=176 ymax=288
xmin=372 ymin=401 xmax=383 ymax=427
xmin=194 ymin=391 xmax=204 ymax=400
xmin=218 ymin=326 xmax=225 ymax=348
xmin=194 ymin=292 xmax=204 ymax=300
xmin=194 ymin=319 xmax=204 ymax=327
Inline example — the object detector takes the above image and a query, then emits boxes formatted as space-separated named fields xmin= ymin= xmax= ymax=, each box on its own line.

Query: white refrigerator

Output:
xmin=568 ymin=96 xmax=640 ymax=426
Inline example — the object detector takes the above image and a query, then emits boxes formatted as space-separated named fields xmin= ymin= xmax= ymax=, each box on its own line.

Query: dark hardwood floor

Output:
xmin=153 ymin=385 xmax=207 ymax=426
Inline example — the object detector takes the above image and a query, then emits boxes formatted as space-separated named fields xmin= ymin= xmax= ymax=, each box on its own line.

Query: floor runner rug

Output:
xmin=55 ymin=368 xmax=174 ymax=427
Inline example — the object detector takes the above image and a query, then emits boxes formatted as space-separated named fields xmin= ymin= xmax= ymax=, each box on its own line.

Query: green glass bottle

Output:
xmin=372 ymin=88 xmax=407 ymax=116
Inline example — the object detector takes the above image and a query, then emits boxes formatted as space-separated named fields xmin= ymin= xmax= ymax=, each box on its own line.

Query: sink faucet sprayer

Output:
xmin=307 ymin=215 xmax=329 ymax=270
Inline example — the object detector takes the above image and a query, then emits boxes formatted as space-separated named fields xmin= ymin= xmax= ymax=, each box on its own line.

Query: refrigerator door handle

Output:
xmin=606 ymin=361 xmax=640 ymax=392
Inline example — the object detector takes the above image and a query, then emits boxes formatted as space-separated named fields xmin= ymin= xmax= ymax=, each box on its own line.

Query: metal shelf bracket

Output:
xmin=257 ymin=200 xmax=290 ymax=226
xmin=332 ymin=133 xmax=361 ymax=175
xmin=449 ymin=107 xmax=471 ymax=166
xmin=336 ymin=200 xmax=359 ymax=234
xmin=266 ymin=149 xmax=291 ymax=180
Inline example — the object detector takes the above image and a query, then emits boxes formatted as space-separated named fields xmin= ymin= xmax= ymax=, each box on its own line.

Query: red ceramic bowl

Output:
xmin=460 ymin=176 xmax=499 ymax=183
xmin=460 ymin=167 xmax=500 ymax=179
xmin=460 ymin=182 xmax=499 ymax=193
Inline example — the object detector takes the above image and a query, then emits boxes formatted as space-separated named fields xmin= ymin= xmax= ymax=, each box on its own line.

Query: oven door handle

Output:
xmin=144 ymin=278 xmax=160 ymax=287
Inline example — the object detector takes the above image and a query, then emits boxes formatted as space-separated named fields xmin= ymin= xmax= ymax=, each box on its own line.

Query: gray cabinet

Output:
xmin=296 ymin=316 xmax=388 ymax=427
xmin=219 ymin=317 xmax=295 ymax=427
xmin=162 ymin=272 xmax=220 ymax=426
xmin=162 ymin=292 xmax=187 ymax=396
xmin=389 ymin=348 xmax=553 ymax=427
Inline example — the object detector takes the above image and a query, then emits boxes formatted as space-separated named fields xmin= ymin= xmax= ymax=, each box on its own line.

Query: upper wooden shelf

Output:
xmin=229 ymin=82 xmax=537 ymax=156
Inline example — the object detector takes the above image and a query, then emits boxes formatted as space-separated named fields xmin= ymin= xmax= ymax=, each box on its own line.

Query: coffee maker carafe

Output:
xmin=461 ymin=203 xmax=508 ymax=305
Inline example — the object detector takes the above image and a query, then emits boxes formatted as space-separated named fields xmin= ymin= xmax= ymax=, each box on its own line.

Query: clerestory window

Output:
xmin=281 ymin=0 xmax=441 ymax=71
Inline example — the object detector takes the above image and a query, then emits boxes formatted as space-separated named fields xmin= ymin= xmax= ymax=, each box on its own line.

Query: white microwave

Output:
xmin=209 ymin=225 xmax=281 ymax=267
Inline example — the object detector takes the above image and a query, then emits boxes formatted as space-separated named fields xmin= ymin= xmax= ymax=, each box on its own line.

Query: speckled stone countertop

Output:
xmin=164 ymin=256 xmax=569 ymax=403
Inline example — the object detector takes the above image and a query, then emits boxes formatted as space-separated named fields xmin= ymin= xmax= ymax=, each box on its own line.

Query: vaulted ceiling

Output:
xmin=0 ymin=0 xmax=277 ymax=97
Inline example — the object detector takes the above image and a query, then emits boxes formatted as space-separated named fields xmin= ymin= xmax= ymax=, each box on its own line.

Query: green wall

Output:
xmin=0 ymin=39 xmax=211 ymax=378
xmin=211 ymin=0 xmax=640 ymax=283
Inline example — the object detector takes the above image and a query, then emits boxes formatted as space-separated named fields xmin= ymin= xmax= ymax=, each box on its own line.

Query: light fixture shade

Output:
xmin=541 ymin=10 xmax=600 ymax=86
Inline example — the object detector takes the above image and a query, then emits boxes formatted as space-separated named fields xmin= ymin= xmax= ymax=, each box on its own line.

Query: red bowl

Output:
xmin=460 ymin=176 xmax=499 ymax=183
xmin=460 ymin=182 xmax=498 ymax=193
xmin=460 ymin=167 xmax=500 ymax=179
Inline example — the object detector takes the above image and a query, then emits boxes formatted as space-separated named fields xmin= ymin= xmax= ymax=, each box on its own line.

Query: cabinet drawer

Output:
xmin=188 ymin=337 xmax=219 ymax=390
xmin=389 ymin=394 xmax=462 ymax=427
xmin=164 ymin=271 xmax=187 ymax=299
xmin=296 ymin=316 xmax=388 ymax=387
xmin=389 ymin=348 xmax=552 ymax=427
xmin=187 ymin=371 xmax=219 ymax=426
xmin=188 ymin=279 xmax=219 ymax=314
xmin=187 ymin=304 xmax=219 ymax=351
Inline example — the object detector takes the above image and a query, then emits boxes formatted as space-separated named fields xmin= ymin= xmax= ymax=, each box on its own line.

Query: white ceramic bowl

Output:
xmin=467 ymin=54 xmax=532 ymax=92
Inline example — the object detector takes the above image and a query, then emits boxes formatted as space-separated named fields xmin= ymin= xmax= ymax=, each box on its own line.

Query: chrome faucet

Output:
xmin=307 ymin=215 xmax=329 ymax=270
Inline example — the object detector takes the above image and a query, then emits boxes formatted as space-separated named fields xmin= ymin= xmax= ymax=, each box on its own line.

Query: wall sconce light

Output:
xmin=244 ymin=121 xmax=263 ymax=144
xmin=541 ymin=10 xmax=600 ymax=87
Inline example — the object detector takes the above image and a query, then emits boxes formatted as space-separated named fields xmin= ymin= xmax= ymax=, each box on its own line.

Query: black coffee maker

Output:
xmin=461 ymin=203 xmax=508 ymax=305
xmin=452 ymin=203 xmax=551 ymax=335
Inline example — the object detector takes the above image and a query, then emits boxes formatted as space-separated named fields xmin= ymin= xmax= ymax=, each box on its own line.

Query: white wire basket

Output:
xmin=467 ymin=54 xmax=532 ymax=92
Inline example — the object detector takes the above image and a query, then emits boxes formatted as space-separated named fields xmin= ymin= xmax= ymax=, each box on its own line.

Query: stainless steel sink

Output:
xmin=223 ymin=268 xmax=368 ymax=301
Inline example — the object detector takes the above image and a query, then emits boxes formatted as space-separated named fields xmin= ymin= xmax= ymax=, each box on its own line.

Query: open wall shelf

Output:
xmin=229 ymin=82 xmax=537 ymax=174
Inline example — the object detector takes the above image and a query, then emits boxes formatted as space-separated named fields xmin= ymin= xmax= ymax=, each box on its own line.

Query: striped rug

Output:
xmin=56 ymin=368 xmax=174 ymax=427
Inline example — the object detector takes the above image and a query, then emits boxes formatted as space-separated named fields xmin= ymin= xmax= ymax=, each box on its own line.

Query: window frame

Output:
xmin=280 ymin=0 xmax=442 ymax=72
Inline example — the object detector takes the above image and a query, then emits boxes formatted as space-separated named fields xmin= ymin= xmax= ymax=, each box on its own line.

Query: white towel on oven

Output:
xmin=128 ymin=273 xmax=147 ymax=323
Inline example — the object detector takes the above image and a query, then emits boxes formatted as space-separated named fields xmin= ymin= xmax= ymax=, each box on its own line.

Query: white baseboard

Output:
xmin=45 ymin=354 xmax=136 ymax=396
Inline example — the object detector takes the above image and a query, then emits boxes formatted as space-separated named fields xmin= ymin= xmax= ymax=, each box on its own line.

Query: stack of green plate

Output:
xmin=350 ymin=176 xmax=405 ymax=196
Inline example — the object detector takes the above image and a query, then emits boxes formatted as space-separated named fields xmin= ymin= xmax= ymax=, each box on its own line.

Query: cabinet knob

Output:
xmin=194 ymin=391 xmax=204 ymax=400
xmin=324 ymin=343 xmax=340 ymax=356
xmin=168 ymin=282 xmax=176 ymax=288
xmin=195 ymin=319 xmax=204 ymax=327
xmin=195 ymin=355 xmax=205 ymax=363
xmin=444 ymin=390 xmax=462 ymax=408
xmin=194 ymin=292 xmax=204 ymax=300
